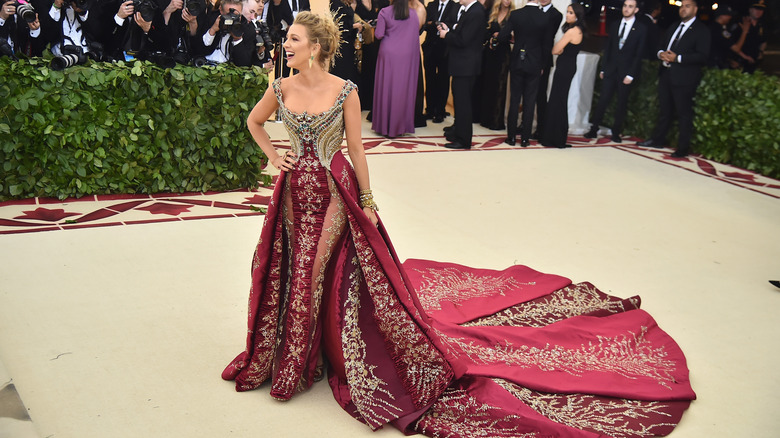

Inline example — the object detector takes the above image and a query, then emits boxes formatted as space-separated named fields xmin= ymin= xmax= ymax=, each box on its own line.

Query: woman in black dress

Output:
xmin=330 ymin=0 xmax=360 ymax=84
xmin=355 ymin=0 xmax=390 ymax=117
xmin=540 ymin=3 xmax=585 ymax=149
xmin=479 ymin=0 xmax=513 ymax=131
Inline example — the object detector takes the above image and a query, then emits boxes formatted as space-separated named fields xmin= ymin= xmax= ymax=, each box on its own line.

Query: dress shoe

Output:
xmin=445 ymin=132 xmax=457 ymax=142
xmin=432 ymin=115 xmax=444 ymax=123
xmin=504 ymin=137 xmax=516 ymax=146
xmin=610 ymin=134 xmax=622 ymax=143
xmin=770 ymin=280 xmax=780 ymax=289
xmin=520 ymin=138 xmax=530 ymax=147
xmin=636 ymin=139 xmax=663 ymax=148
xmin=583 ymin=127 xmax=598 ymax=139
xmin=670 ymin=150 xmax=688 ymax=158
xmin=443 ymin=125 xmax=454 ymax=133
xmin=444 ymin=142 xmax=470 ymax=150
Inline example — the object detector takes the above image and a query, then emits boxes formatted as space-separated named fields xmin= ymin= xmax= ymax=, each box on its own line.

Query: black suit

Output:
xmin=445 ymin=1 xmax=486 ymax=147
xmin=637 ymin=12 xmax=660 ymax=60
xmin=589 ymin=17 xmax=647 ymax=136
xmin=648 ymin=17 xmax=710 ymax=154
xmin=194 ymin=10 xmax=254 ymax=66
xmin=268 ymin=0 xmax=310 ymax=76
xmin=0 ymin=14 xmax=45 ymax=57
xmin=534 ymin=5 xmax=562 ymax=136
xmin=101 ymin=0 xmax=167 ymax=60
xmin=498 ymin=3 xmax=546 ymax=142
xmin=422 ymin=0 xmax=458 ymax=119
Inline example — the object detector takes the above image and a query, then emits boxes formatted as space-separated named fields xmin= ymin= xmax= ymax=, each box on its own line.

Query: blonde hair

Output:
xmin=489 ymin=0 xmax=514 ymax=24
xmin=292 ymin=11 xmax=342 ymax=70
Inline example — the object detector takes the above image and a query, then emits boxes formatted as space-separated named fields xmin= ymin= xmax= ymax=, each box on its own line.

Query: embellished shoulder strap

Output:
xmin=272 ymin=78 xmax=284 ymax=106
xmin=336 ymin=80 xmax=357 ymax=108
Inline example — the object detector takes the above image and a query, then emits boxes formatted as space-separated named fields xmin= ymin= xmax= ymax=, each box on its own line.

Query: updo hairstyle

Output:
xmin=292 ymin=11 xmax=342 ymax=70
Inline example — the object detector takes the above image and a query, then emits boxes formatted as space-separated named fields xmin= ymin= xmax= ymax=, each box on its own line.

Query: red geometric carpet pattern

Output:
xmin=2 ymin=134 xmax=778 ymax=235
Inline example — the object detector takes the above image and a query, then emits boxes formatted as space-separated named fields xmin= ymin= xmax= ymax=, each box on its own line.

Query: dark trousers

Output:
xmin=534 ymin=67 xmax=551 ymax=134
xmin=451 ymin=75 xmax=476 ymax=146
xmin=424 ymin=48 xmax=450 ymax=118
xmin=651 ymin=69 xmax=697 ymax=154
xmin=507 ymin=68 xmax=540 ymax=141
xmin=590 ymin=74 xmax=633 ymax=135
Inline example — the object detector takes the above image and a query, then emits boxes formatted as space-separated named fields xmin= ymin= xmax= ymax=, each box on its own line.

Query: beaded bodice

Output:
xmin=272 ymin=78 xmax=356 ymax=170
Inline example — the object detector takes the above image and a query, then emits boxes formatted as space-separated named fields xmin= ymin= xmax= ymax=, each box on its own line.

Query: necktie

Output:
xmin=292 ymin=0 xmax=298 ymax=12
xmin=618 ymin=22 xmax=626 ymax=49
xmin=438 ymin=2 xmax=444 ymax=20
xmin=457 ymin=6 xmax=464 ymax=22
xmin=669 ymin=23 xmax=684 ymax=51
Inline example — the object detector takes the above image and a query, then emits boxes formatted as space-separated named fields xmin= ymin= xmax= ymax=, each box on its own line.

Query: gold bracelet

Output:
xmin=359 ymin=191 xmax=378 ymax=211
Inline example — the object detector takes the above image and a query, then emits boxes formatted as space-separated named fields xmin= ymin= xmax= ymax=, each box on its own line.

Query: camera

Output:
xmin=64 ymin=0 xmax=96 ymax=12
xmin=13 ymin=1 xmax=36 ymax=23
xmin=183 ymin=0 xmax=205 ymax=16
xmin=253 ymin=21 xmax=274 ymax=54
xmin=132 ymin=0 xmax=157 ymax=22
xmin=219 ymin=8 xmax=245 ymax=38
xmin=51 ymin=46 xmax=87 ymax=70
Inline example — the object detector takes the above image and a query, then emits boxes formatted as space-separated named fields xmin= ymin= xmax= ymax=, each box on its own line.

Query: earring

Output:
xmin=309 ymin=54 xmax=314 ymax=69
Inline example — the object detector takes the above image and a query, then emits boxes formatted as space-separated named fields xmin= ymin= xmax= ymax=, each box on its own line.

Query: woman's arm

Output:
xmin=552 ymin=27 xmax=580 ymax=55
xmin=246 ymin=85 xmax=296 ymax=172
xmin=343 ymin=89 xmax=379 ymax=226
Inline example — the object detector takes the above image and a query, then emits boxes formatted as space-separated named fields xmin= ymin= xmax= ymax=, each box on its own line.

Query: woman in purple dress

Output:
xmin=371 ymin=0 xmax=425 ymax=137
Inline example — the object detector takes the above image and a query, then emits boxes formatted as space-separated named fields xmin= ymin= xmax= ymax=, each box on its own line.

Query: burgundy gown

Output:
xmin=371 ymin=6 xmax=420 ymax=137
xmin=222 ymin=77 xmax=696 ymax=437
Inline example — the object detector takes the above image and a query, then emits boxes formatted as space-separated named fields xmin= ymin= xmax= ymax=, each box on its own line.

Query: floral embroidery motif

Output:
xmin=349 ymin=218 xmax=453 ymax=409
xmin=435 ymin=326 xmax=679 ymax=389
xmin=493 ymin=379 xmax=678 ymax=438
xmin=412 ymin=267 xmax=529 ymax=313
xmin=464 ymin=282 xmax=640 ymax=328
xmin=342 ymin=257 xmax=403 ymax=427
xmin=414 ymin=387 xmax=541 ymax=437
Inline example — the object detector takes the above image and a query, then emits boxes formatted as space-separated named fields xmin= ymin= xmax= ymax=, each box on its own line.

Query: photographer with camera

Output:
xmin=243 ymin=0 xmax=273 ymax=68
xmin=101 ymin=0 xmax=166 ymax=62
xmin=194 ymin=0 xmax=253 ymax=66
xmin=45 ymin=0 xmax=102 ymax=58
xmin=155 ymin=0 xmax=205 ymax=64
xmin=0 ymin=0 xmax=44 ymax=58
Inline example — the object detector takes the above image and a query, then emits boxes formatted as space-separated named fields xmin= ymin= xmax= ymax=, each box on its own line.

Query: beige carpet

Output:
xmin=1 ymin=118 xmax=779 ymax=438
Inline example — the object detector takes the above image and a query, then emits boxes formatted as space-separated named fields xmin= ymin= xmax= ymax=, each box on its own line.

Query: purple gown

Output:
xmin=372 ymin=6 xmax=420 ymax=137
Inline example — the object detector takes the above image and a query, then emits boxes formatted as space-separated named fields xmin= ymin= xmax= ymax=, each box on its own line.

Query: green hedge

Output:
xmin=0 ymin=56 xmax=271 ymax=201
xmin=592 ymin=60 xmax=780 ymax=180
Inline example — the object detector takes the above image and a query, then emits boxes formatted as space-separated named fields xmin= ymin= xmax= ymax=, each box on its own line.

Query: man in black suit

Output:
xmin=498 ymin=0 xmax=546 ymax=147
xmin=637 ymin=0 xmax=661 ymax=60
xmin=585 ymin=0 xmax=646 ymax=143
xmin=423 ymin=0 xmax=458 ymax=123
xmin=268 ymin=0 xmax=309 ymax=76
xmin=438 ymin=0 xmax=486 ymax=149
xmin=0 ymin=0 xmax=44 ymax=58
xmin=636 ymin=0 xmax=710 ymax=157
xmin=532 ymin=0 xmax=562 ymax=139
xmin=195 ymin=0 xmax=254 ymax=66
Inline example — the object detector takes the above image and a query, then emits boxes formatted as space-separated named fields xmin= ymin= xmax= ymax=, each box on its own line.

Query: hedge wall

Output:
xmin=0 ymin=56 xmax=271 ymax=201
xmin=593 ymin=60 xmax=780 ymax=180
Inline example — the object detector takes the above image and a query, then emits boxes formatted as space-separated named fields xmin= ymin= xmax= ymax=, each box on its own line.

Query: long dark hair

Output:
xmin=562 ymin=3 xmax=586 ymax=33
xmin=393 ymin=0 xmax=410 ymax=20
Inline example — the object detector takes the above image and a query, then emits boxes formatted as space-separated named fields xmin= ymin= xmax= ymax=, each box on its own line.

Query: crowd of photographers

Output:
xmin=0 ymin=0 xmax=277 ymax=69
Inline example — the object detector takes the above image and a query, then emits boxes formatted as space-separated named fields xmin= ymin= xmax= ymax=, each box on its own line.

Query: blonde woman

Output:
xmin=222 ymin=13 xmax=695 ymax=438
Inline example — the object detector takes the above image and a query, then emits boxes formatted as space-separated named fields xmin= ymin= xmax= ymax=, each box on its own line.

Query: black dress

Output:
xmin=479 ymin=18 xmax=511 ymax=130
xmin=355 ymin=0 xmax=389 ymax=113
xmin=540 ymin=39 xmax=581 ymax=148
xmin=331 ymin=0 xmax=360 ymax=84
